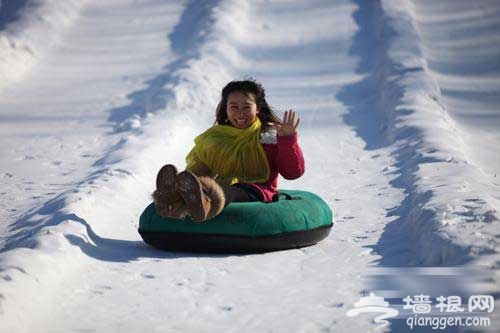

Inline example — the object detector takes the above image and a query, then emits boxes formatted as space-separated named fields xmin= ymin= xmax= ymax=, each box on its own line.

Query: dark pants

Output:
xmin=226 ymin=183 xmax=262 ymax=203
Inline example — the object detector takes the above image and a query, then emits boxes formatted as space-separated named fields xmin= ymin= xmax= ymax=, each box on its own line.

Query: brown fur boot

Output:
xmin=199 ymin=176 xmax=226 ymax=219
xmin=176 ymin=171 xmax=226 ymax=222
xmin=153 ymin=164 xmax=187 ymax=218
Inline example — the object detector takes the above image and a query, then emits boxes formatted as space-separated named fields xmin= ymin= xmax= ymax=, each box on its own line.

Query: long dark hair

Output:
xmin=215 ymin=79 xmax=281 ymax=132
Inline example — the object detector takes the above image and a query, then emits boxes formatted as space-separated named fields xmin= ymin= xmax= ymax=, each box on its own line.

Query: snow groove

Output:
xmin=374 ymin=0 xmax=500 ymax=266
xmin=0 ymin=0 xmax=87 ymax=92
xmin=0 ymin=0 xmax=238 ymax=258
xmin=2 ymin=0 xmax=499 ymax=331
xmin=1 ymin=1 xmax=393 ymax=331
xmin=0 ymin=1 xmax=270 ymax=328
xmin=107 ymin=0 xmax=220 ymax=133
xmin=0 ymin=0 xmax=231 ymax=249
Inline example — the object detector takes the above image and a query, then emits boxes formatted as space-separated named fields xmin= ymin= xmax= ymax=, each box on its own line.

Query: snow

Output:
xmin=1 ymin=0 xmax=499 ymax=332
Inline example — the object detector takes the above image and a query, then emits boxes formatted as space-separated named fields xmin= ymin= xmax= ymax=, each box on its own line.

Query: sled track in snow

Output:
xmin=351 ymin=0 xmax=500 ymax=266
xmin=2 ymin=1 xmax=498 ymax=264
xmin=0 ymin=0 xmax=220 ymax=253
xmin=0 ymin=0 xmax=84 ymax=92
xmin=0 ymin=1 xmax=393 ymax=331
xmin=1 ymin=0 xmax=499 ymax=331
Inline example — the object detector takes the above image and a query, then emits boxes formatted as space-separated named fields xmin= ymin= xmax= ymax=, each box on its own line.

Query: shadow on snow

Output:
xmin=0 ymin=0 xmax=30 ymax=31
xmin=337 ymin=2 xmax=472 ymax=331
xmin=104 ymin=0 xmax=218 ymax=133
xmin=337 ymin=0 xmax=471 ymax=268
xmin=1 ymin=0 xmax=222 ymax=260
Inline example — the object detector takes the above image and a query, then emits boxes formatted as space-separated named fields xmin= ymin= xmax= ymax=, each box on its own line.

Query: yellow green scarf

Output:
xmin=186 ymin=118 xmax=270 ymax=184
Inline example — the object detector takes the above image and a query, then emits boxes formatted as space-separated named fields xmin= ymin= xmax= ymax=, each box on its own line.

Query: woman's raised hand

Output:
xmin=276 ymin=109 xmax=300 ymax=136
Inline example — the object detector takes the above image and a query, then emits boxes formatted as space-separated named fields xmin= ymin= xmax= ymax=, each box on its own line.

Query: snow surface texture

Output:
xmin=0 ymin=0 xmax=499 ymax=332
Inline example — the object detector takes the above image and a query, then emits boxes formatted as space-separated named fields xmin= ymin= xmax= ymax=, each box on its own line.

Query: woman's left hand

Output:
xmin=276 ymin=109 xmax=300 ymax=136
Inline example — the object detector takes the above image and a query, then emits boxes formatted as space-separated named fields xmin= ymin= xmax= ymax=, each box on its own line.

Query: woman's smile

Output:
xmin=226 ymin=91 xmax=259 ymax=129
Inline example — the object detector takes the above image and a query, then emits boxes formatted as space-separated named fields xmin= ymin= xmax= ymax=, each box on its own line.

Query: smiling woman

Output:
xmin=153 ymin=79 xmax=306 ymax=223
xmin=226 ymin=91 xmax=259 ymax=129
xmin=215 ymin=79 xmax=282 ymax=132
xmin=143 ymin=78 xmax=333 ymax=253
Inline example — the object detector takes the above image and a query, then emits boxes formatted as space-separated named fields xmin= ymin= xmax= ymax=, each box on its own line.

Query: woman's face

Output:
xmin=226 ymin=91 xmax=259 ymax=129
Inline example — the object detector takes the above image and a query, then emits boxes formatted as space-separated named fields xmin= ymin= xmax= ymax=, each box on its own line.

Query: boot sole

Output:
xmin=176 ymin=171 xmax=207 ymax=222
xmin=155 ymin=164 xmax=180 ymax=217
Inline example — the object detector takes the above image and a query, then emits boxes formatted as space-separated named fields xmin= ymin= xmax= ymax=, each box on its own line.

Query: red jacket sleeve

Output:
xmin=276 ymin=133 xmax=305 ymax=179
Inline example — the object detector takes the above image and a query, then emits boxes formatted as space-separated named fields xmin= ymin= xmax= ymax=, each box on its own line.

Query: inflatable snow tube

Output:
xmin=138 ymin=190 xmax=333 ymax=253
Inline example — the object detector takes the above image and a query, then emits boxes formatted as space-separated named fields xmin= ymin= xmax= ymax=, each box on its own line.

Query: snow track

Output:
xmin=374 ymin=0 xmax=500 ymax=266
xmin=0 ymin=0 xmax=85 ymax=92
xmin=0 ymin=0 xmax=499 ymax=332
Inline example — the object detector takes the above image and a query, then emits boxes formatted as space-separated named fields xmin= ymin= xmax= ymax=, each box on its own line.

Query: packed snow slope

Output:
xmin=0 ymin=0 xmax=499 ymax=332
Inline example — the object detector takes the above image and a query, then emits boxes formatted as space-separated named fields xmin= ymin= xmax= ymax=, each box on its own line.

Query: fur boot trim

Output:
xmin=176 ymin=171 xmax=226 ymax=222
xmin=198 ymin=176 xmax=226 ymax=219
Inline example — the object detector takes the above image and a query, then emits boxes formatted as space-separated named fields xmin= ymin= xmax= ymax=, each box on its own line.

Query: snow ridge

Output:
xmin=1 ymin=0 xmax=499 ymax=330
xmin=376 ymin=0 xmax=500 ymax=266
xmin=0 ymin=0 xmax=253 ymax=328
xmin=0 ymin=0 xmax=85 ymax=92
xmin=1 ymin=0 xmax=241 ymax=250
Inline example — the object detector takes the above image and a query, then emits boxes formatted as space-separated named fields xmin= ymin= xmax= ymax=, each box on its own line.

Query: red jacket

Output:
xmin=243 ymin=133 xmax=305 ymax=202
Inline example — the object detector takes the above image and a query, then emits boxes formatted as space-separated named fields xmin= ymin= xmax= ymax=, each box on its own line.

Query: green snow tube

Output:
xmin=138 ymin=189 xmax=333 ymax=253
